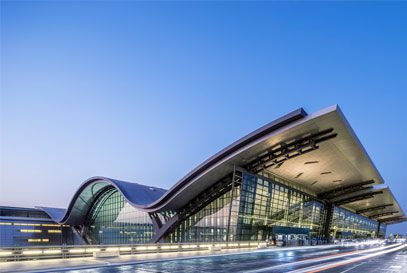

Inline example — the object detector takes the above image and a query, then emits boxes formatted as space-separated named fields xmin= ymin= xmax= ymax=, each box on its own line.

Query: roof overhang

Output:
xmin=143 ymin=105 xmax=387 ymax=212
xmin=36 ymin=105 xmax=404 ymax=228
xmin=340 ymin=187 xmax=405 ymax=223
xmin=38 ymin=177 xmax=166 ymax=225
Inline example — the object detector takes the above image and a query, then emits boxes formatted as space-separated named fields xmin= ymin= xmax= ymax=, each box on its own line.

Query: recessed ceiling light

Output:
xmin=304 ymin=161 xmax=319 ymax=165
xmin=275 ymin=162 xmax=284 ymax=169
xmin=295 ymin=172 xmax=304 ymax=178
xmin=321 ymin=172 xmax=332 ymax=175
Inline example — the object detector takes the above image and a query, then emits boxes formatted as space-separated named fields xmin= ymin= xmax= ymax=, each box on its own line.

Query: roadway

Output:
xmin=1 ymin=242 xmax=405 ymax=273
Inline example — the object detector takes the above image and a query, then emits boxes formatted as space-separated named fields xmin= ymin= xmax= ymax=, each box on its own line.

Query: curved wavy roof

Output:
xmin=139 ymin=105 xmax=385 ymax=212
xmin=139 ymin=107 xmax=308 ymax=212
xmin=38 ymin=177 xmax=166 ymax=225
xmin=38 ymin=105 xmax=404 ymax=227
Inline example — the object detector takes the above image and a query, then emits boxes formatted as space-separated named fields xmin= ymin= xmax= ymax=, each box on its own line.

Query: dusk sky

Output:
xmin=1 ymin=1 xmax=406 ymax=234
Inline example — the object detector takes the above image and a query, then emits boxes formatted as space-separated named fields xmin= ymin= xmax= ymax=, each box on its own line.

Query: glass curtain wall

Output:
xmin=168 ymin=187 xmax=240 ymax=243
xmin=378 ymin=223 xmax=387 ymax=237
xmin=84 ymin=189 xmax=154 ymax=244
xmin=331 ymin=206 xmax=378 ymax=239
xmin=237 ymin=172 xmax=326 ymax=241
xmin=0 ymin=221 xmax=74 ymax=247
xmin=168 ymin=171 xmax=326 ymax=243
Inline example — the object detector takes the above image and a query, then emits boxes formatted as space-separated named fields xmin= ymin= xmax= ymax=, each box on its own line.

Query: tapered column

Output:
xmin=376 ymin=222 xmax=381 ymax=238
xmin=323 ymin=202 xmax=334 ymax=243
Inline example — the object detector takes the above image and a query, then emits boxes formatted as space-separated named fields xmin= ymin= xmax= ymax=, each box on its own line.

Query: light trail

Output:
xmin=301 ymin=250 xmax=340 ymax=257
xmin=286 ymin=244 xmax=406 ymax=273
xmin=245 ymin=243 xmax=402 ymax=273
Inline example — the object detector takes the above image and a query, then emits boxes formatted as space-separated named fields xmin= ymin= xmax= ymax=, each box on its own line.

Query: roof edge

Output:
xmin=37 ymin=176 xmax=166 ymax=224
xmin=142 ymin=107 xmax=308 ymax=211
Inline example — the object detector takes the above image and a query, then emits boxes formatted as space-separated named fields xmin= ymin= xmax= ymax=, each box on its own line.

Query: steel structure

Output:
xmin=33 ymin=105 xmax=405 ymax=244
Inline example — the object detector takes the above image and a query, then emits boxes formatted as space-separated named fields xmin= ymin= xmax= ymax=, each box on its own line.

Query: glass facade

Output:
xmin=331 ymin=206 xmax=378 ymax=239
xmin=379 ymin=223 xmax=387 ymax=237
xmin=1 ymin=171 xmax=387 ymax=247
xmin=167 ymin=171 xmax=327 ymax=243
xmin=84 ymin=188 xmax=154 ymax=245
xmin=0 ymin=221 xmax=75 ymax=247
xmin=165 ymin=171 xmax=385 ymax=243
xmin=236 ymin=172 xmax=326 ymax=241
xmin=168 ymin=187 xmax=240 ymax=243
xmin=0 ymin=207 xmax=76 ymax=247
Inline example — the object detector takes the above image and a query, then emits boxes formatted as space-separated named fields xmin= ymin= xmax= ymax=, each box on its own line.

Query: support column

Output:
xmin=226 ymin=166 xmax=236 ymax=242
xmin=150 ymin=213 xmax=163 ymax=232
xmin=323 ymin=202 xmax=334 ymax=243
xmin=376 ymin=222 xmax=381 ymax=238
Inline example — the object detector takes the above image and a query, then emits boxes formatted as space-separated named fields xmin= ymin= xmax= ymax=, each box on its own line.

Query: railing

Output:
xmin=0 ymin=241 xmax=262 ymax=262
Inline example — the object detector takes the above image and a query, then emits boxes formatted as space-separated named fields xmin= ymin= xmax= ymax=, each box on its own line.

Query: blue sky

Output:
xmin=1 ymin=1 xmax=406 ymax=234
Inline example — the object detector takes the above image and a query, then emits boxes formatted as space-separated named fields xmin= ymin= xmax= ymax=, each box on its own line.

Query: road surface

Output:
xmin=48 ymin=242 xmax=406 ymax=273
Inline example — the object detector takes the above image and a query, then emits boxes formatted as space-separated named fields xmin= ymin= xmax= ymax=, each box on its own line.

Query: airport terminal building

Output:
xmin=1 ymin=105 xmax=405 ymax=247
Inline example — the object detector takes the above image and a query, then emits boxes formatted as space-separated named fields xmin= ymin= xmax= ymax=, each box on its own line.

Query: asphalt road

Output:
xmin=312 ymin=244 xmax=407 ymax=273
xmin=52 ymin=242 xmax=407 ymax=273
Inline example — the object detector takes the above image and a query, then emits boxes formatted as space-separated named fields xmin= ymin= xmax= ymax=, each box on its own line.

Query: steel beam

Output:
xmin=369 ymin=211 xmax=399 ymax=219
xmin=380 ymin=218 xmax=407 ymax=225
xmin=318 ymin=180 xmax=375 ymax=200
xmin=379 ymin=216 xmax=407 ymax=223
xmin=226 ymin=167 xmax=241 ymax=241
xmin=179 ymin=174 xmax=236 ymax=219
xmin=356 ymin=204 xmax=394 ymax=214
xmin=149 ymin=212 xmax=163 ymax=232
xmin=246 ymin=128 xmax=337 ymax=174
xmin=334 ymin=191 xmax=383 ymax=206
xmin=151 ymin=172 xmax=239 ymax=243
xmin=150 ymin=214 xmax=180 ymax=243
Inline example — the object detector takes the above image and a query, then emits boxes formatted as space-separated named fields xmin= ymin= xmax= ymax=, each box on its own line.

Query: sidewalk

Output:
xmin=0 ymin=244 xmax=337 ymax=273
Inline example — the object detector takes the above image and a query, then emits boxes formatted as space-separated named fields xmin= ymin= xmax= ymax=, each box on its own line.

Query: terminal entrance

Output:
xmin=268 ymin=226 xmax=310 ymax=247
xmin=335 ymin=231 xmax=353 ymax=240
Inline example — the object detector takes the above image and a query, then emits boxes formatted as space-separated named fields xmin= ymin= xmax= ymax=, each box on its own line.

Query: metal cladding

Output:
xmin=37 ymin=105 xmax=405 ymax=228
xmin=137 ymin=105 xmax=388 ymax=212
xmin=38 ymin=177 xmax=166 ymax=225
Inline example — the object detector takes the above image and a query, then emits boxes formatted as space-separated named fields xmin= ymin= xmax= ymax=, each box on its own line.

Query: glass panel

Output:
xmin=331 ymin=206 xmax=378 ymax=239
xmin=0 ymin=221 xmax=75 ymax=247
xmin=236 ymin=172 xmax=326 ymax=241
xmin=84 ymin=189 xmax=154 ymax=244
xmin=168 ymin=187 xmax=240 ymax=243
xmin=167 ymin=171 xmax=328 ymax=243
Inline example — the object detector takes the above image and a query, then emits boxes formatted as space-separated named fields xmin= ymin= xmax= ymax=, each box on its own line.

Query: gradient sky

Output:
xmin=1 ymin=1 xmax=406 ymax=234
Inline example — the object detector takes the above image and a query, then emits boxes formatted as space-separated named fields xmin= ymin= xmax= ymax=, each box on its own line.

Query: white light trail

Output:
xmin=286 ymin=244 xmax=406 ymax=273
xmin=245 ymin=243 xmax=403 ymax=273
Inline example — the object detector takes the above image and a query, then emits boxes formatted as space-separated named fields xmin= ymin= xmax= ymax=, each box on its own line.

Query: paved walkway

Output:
xmin=0 ymin=247 xmax=254 ymax=273
xmin=0 ymin=245 xmax=337 ymax=273
xmin=310 ymin=244 xmax=407 ymax=273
